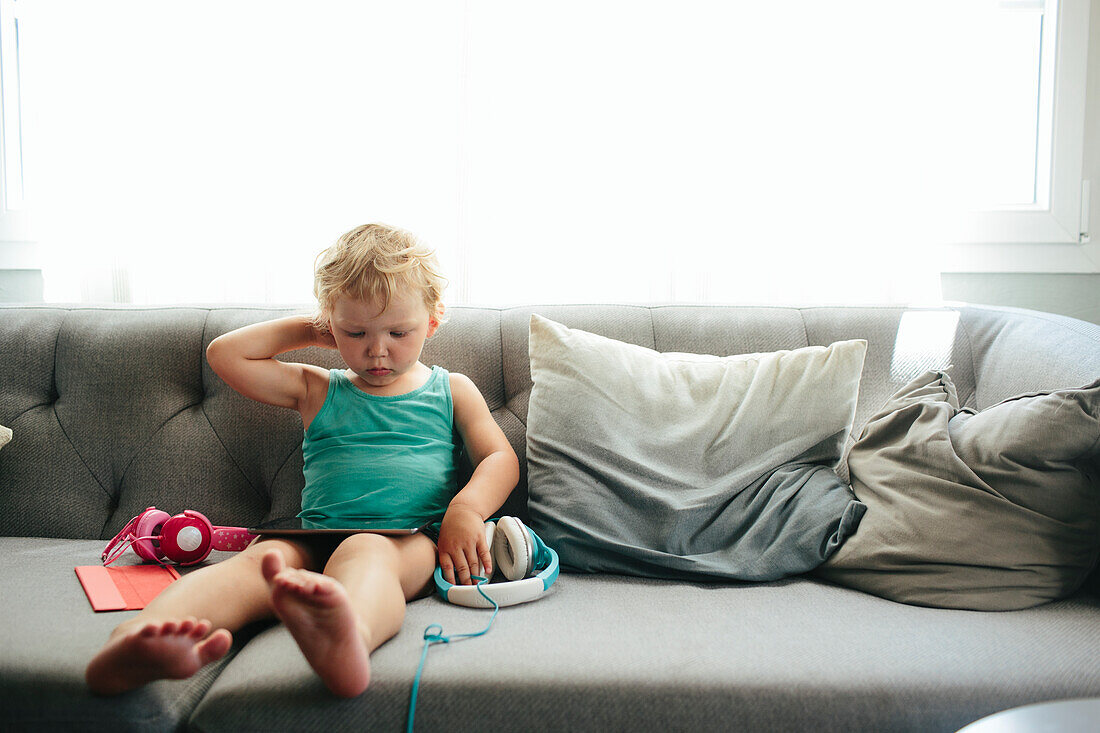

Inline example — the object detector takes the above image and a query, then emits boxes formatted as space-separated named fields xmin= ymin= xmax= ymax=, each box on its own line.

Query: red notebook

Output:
xmin=75 ymin=564 xmax=181 ymax=612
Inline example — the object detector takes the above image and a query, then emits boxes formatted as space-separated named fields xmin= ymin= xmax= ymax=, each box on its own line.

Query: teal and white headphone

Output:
xmin=413 ymin=518 xmax=559 ymax=730
xmin=433 ymin=516 xmax=559 ymax=608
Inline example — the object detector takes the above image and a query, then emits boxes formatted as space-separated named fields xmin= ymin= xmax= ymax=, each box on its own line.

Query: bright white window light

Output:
xmin=6 ymin=0 xmax=1080 ymax=305
xmin=889 ymin=310 xmax=962 ymax=383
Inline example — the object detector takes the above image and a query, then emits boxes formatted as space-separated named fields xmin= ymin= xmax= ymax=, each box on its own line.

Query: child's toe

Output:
xmin=260 ymin=550 xmax=285 ymax=582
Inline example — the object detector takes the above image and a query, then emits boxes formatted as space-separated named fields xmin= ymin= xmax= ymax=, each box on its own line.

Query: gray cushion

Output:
xmin=818 ymin=371 xmax=1100 ymax=610
xmin=190 ymin=573 xmax=1100 ymax=733
xmin=526 ymin=314 xmax=867 ymax=580
xmin=0 ymin=538 xmax=237 ymax=732
xmin=5 ymin=538 xmax=1100 ymax=733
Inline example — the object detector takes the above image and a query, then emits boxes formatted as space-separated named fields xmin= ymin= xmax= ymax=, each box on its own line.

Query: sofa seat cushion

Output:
xmin=190 ymin=573 xmax=1100 ymax=733
xmin=0 ymin=538 xmax=237 ymax=732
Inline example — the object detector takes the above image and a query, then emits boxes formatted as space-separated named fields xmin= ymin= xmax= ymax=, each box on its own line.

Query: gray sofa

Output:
xmin=1 ymin=303 xmax=1098 ymax=733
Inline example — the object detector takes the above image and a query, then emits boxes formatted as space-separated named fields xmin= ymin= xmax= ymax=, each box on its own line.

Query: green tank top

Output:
xmin=298 ymin=366 xmax=461 ymax=525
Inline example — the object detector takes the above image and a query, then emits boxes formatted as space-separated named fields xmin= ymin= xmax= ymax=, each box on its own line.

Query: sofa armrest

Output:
xmin=960 ymin=304 xmax=1100 ymax=409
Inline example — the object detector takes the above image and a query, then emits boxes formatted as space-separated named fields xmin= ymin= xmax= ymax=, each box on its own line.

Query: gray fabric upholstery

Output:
xmin=188 ymin=575 xmax=1100 ymax=733
xmin=1 ymin=303 xmax=1099 ymax=731
xmin=3 ymin=304 xmax=1097 ymax=540
xmin=0 ymin=538 xmax=237 ymax=732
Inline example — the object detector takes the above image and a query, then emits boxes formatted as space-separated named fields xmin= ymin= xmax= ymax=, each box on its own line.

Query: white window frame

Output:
xmin=944 ymin=0 xmax=1096 ymax=273
xmin=0 ymin=0 xmax=33 ymax=267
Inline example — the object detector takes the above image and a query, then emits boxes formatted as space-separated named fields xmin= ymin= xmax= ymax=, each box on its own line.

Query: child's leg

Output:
xmin=261 ymin=532 xmax=436 ymax=698
xmin=86 ymin=538 xmax=317 ymax=695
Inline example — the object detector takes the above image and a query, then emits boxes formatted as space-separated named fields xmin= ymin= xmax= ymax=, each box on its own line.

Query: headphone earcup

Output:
xmin=132 ymin=508 xmax=171 ymax=562
xmin=480 ymin=521 xmax=495 ymax=580
xmin=492 ymin=516 xmax=534 ymax=581
xmin=160 ymin=511 xmax=214 ymax=565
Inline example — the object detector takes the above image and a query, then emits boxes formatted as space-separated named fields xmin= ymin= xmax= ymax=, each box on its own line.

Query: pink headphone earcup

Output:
xmin=161 ymin=511 xmax=214 ymax=565
xmin=132 ymin=508 xmax=171 ymax=562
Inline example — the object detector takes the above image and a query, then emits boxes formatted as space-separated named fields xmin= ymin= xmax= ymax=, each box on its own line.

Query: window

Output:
xmin=0 ymin=0 xmax=22 ymax=212
xmin=0 ymin=0 xmax=31 ymax=255
xmin=942 ymin=0 xmax=1094 ymax=274
xmin=3 ymin=0 xmax=1094 ymax=305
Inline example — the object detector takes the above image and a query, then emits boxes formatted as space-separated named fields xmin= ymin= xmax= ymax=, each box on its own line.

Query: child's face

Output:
xmin=328 ymin=290 xmax=439 ymax=391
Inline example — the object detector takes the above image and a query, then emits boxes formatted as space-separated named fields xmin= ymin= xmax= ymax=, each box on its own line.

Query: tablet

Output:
xmin=249 ymin=516 xmax=427 ymax=536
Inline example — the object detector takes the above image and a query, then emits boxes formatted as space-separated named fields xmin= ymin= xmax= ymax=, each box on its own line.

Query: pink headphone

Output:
xmin=101 ymin=507 xmax=255 ymax=566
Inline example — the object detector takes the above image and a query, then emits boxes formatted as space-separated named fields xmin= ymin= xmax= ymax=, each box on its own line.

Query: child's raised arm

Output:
xmin=206 ymin=316 xmax=333 ymax=414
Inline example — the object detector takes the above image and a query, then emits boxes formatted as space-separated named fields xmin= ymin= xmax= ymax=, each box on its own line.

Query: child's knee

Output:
xmin=240 ymin=538 xmax=314 ymax=571
xmin=328 ymin=533 xmax=399 ymax=567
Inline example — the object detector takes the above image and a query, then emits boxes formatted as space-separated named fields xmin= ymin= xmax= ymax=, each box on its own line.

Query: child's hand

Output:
xmin=436 ymin=504 xmax=492 ymax=586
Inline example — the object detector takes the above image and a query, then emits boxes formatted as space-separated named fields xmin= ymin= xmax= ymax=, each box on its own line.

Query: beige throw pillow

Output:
xmin=817 ymin=371 xmax=1100 ymax=610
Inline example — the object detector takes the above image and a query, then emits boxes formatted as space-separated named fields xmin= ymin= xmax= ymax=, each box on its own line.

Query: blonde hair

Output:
xmin=311 ymin=223 xmax=447 ymax=331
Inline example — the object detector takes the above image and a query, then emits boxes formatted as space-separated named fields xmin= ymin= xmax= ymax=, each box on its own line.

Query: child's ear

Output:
xmin=426 ymin=303 xmax=445 ymax=337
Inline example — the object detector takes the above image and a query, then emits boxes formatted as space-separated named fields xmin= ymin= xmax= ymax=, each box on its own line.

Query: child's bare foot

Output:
xmin=261 ymin=550 xmax=371 ymax=697
xmin=85 ymin=618 xmax=232 ymax=695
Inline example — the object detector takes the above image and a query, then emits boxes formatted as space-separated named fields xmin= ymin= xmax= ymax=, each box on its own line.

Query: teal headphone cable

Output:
xmin=407 ymin=575 xmax=500 ymax=733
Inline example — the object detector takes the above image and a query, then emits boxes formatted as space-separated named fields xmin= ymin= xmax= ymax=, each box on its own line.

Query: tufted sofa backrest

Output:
xmin=1 ymin=303 xmax=1098 ymax=540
